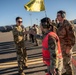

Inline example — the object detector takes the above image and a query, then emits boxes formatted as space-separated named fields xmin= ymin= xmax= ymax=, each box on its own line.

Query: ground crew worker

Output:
xmin=28 ymin=26 xmax=32 ymax=42
xmin=33 ymin=24 xmax=40 ymax=46
xmin=30 ymin=17 xmax=63 ymax=75
xmin=55 ymin=18 xmax=59 ymax=28
xmin=12 ymin=17 xmax=27 ymax=75
xmin=57 ymin=10 xmax=75 ymax=75
xmin=52 ymin=20 xmax=56 ymax=27
xmin=25 ymin=28 xmax=27 ymax=41
xmin=41 ymin=17 xmax=63 ymax=75
xmin=52 ymin=20 xmax=58 ymax=33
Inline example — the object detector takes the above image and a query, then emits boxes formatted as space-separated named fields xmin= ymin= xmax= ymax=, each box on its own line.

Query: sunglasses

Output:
xmin=18 ymin=21 xmax=23 ymax=23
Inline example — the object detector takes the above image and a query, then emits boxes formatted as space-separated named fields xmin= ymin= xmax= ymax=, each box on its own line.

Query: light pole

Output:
xmin=29 ymin=13 xmax=32 ymax=26
xmin=36 ymin=18 xmax=38 ymax=25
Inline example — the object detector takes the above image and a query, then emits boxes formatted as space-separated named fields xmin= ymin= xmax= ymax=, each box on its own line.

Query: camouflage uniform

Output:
xmin=12 ymin=25 xmax=27 ymax=74
xmin=33 ymin=26 xmax=40 ymax=46
xmin=57 ymin=20 xmax=75 ymax=75
xmin=52 ymin=22 xmax=56 ymax=27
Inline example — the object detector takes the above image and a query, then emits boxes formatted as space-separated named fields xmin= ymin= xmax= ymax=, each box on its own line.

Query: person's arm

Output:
xmin=65 ymin=22 xmax=75 ymax=54
xmin=25 ymin=30 xmax=43 ymax=40
xmin=34 ymin=34 xmax=43 ymax=40
xmin=12 ymin=27 xmax=19 ymax=36
xmin=66 ymin=23 xmax=75 ymax=46
xmin=48 ymin=35 xmax=58 ymax=72
xmin=12 ymin=27 xmax=19 ymax=44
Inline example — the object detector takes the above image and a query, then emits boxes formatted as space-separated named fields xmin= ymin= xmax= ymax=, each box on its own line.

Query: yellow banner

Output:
xmin=24 ymin=0 xmax=45 ymax=12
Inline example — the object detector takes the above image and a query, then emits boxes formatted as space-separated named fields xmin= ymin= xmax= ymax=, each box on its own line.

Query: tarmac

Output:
xmin=0 ymin=41 xmax=47 ymax=75
xmin=0 ymin=26 xmax=76 ymax=75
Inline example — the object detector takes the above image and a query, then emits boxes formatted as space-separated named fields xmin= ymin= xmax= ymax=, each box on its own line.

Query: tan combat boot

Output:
xmin=20 ymin=72 xmax=25 ymax=75
xmin=19 ymin=70 xmax=25 ymax=75
xmin=23 ymin=60 xmax=28 ymax=68
xmin=24 ymin=63 xmax=28 ymax=68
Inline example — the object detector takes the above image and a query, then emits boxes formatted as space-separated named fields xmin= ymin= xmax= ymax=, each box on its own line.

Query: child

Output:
xmin=40 ymin=17 xmax=63 ymax=75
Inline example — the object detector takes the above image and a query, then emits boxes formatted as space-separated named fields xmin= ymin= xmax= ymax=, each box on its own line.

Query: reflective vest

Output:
xmin=42 ymin=32 xmax=62 ymax=66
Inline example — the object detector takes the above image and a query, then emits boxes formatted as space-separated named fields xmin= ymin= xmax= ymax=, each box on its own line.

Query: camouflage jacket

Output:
xmin=12 ymin=25 xmax=25 ymax=44
xmin=57 ymin=20 xmax=75 ymax=52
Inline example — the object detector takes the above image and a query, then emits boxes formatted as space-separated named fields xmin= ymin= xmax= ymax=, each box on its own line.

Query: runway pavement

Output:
xmin=0 ymin=41 xmax=47 ymax=75
xmin=0 ymin=25 xmax=76 ymax=75
xmin=0 ymin=41 xmax=76 ymax=75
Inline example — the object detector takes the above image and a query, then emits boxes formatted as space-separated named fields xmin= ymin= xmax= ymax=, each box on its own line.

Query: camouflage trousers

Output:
xmin=34 ymin=37 xmax=40 ymax=45
xmin=62 ymin=50 xmax=72 ymax=75
xmin=47 ymin=58 xmax=63 ymax=75
xmin=16 ymin=45 xmax=27 ymax=73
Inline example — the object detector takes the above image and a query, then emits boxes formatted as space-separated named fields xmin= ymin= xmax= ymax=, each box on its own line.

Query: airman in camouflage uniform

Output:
xmin=32 ymin=24 xmax=40 ymax=46
xmin=12 ymin=17 xmax=27 ymax=75
xmin=57 ymin=10 xmax=75 ymax=75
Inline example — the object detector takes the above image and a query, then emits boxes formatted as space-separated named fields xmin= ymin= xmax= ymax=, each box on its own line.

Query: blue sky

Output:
xmin=0 ymin=0 xmax=76 ymax=27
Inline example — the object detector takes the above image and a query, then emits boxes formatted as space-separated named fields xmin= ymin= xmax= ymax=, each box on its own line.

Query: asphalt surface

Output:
xmin=0 ymin=41 xmax=76 ymax=75
xmin=0 ymin=25 xmax=76 ymax=75
xmin=0 ymin=41 xmax=47 ymax=75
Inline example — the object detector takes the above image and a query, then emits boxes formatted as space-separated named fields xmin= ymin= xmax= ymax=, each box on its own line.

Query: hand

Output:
xmin=29 ymin=30 xmax=36 ymax=35
xmin=66 ymin=46 xmax=71 ymax=54
xmin=25 ymin=31 xmax=29 ymax=34
xmin=50 ymin=69 xmax=57 ymax=75
xmin=66 ymin=49 xmax=70 ymax=54
xmin=54 ymin=69 xmax=57 ymax=75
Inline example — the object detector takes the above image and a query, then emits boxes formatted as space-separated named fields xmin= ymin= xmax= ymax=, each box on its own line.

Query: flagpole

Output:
xmin=44 ymin=0 xmax=47 ymax=17
xmin=36 ymin=18 xmax=38 ymax=25
xmin=44 ymin=10 xmax=47 ymax=17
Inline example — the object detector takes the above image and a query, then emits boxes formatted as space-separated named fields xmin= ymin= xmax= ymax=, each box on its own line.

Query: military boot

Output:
xmin=19 ymin=72 xmax=25 ymax=75
xmin=24 ymin=63 xmax=28 ymax=68
xmin=19 ymin=70 xmax=25 ymax=75
xmin=23 ymin=61 xmax=28 ymax=68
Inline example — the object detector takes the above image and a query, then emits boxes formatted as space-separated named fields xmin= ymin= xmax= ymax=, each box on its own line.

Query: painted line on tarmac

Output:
xmin=0 ymin=58 xmax=42 ymax=65
xmin=0 ymin=58 xmax=43 ymax=68
xmin=72 ymin=53 xmax=76 ymax=56
xmin=0 ymin=48 xmax=16 ymax=50
xmin=0 ymin=53 xmax=75 ymax=68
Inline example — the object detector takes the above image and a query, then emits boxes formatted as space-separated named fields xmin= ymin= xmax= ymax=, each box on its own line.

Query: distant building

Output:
xmin=0 ymin=25 xmax=16 ymax=32
xmin=73 ymin=19 xmax=76 ymax=24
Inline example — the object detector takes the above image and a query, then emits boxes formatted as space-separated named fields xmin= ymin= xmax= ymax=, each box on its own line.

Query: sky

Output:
xmin=0 ymin=0 xmax=76 ymax=27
